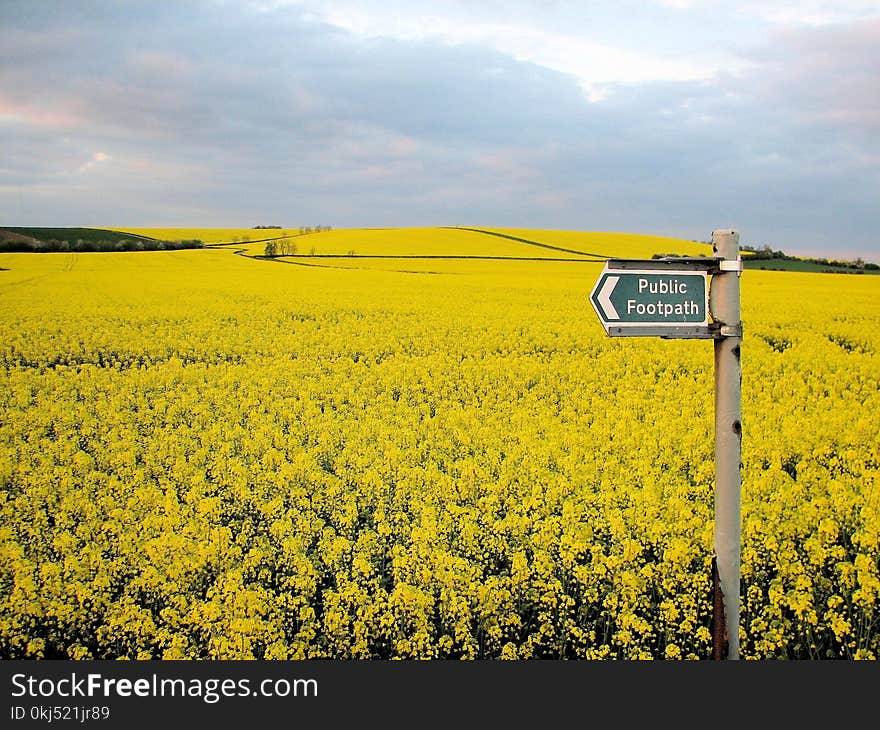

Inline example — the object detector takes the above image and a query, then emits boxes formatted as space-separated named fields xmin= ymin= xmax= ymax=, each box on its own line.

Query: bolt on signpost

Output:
xmin=589 ymin=229 xmax=743 ymax=660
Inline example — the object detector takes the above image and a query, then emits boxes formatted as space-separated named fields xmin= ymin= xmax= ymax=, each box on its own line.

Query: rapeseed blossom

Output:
xmin=0 ymin=228 xmax=877 ymax=659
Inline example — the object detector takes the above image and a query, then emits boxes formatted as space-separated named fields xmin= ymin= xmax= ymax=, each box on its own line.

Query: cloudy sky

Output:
xmin=1 ymin=1 xmax=878 ymax=259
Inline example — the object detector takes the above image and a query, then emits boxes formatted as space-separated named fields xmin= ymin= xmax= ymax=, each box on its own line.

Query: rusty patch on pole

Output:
xmin=712 ymin=557 xmax=728 ymax=660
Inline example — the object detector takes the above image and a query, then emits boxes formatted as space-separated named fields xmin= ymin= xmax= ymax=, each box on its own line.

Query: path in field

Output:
xmin=205 ymin=233 xmax=304 ymax=248
xmin=441 ymin=226 xmax=608 ymax=258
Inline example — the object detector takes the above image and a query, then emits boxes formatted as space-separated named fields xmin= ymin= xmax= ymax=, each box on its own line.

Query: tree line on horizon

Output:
xmin=0 ymin=237 xmax=204 ymax=253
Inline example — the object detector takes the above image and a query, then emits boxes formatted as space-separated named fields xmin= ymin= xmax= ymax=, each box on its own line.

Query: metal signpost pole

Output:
xmin=710 ymin=229 xmax=743 ymax=660
xmin=588 ymin=227 xmax=743 ymax=659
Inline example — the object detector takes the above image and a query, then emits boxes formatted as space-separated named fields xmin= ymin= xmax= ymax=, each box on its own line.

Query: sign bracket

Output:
xmin=606 ymin=256 xmax=723 ymax=272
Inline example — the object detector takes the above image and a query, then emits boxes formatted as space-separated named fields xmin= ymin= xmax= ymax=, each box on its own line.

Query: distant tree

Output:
xmin=264 ymin=241 xmax=278 ymax=257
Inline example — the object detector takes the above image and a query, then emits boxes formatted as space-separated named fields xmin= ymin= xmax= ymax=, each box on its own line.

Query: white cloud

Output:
xmin=284 ymin=1 xmax=729 ymax=96
xmin=466 ymin=24 xmax=716 ymax=95
xmin=75 ymin=151 xmax=112 ymax=174
xmin=733 ymin=1 xmax=880 ymax=26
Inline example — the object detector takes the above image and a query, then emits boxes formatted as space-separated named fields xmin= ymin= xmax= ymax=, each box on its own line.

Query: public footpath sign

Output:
xmin=589 ymin=233 xmax=744 ymax=661
xmin=590 ymin=257 xmax=724 ymax=339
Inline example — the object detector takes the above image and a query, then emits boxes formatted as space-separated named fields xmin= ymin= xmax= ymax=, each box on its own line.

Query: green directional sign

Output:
xmin=590 ymin=261 xmax=711 ymax=338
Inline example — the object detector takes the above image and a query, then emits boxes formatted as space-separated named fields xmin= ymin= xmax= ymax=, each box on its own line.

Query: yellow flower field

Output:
xmin=115 ymin=226 xmax=710 ymax=260
xmin=0 ymin=228 xmax=877 ymax=659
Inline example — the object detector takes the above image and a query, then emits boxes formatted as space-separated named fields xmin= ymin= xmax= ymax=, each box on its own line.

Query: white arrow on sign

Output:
xmin=597 ymin=275 xmax=620 ymax=320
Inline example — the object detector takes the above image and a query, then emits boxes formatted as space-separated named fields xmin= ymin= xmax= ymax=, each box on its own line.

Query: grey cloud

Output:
xmin=740 ymin=19 xmax=880 ymax=138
